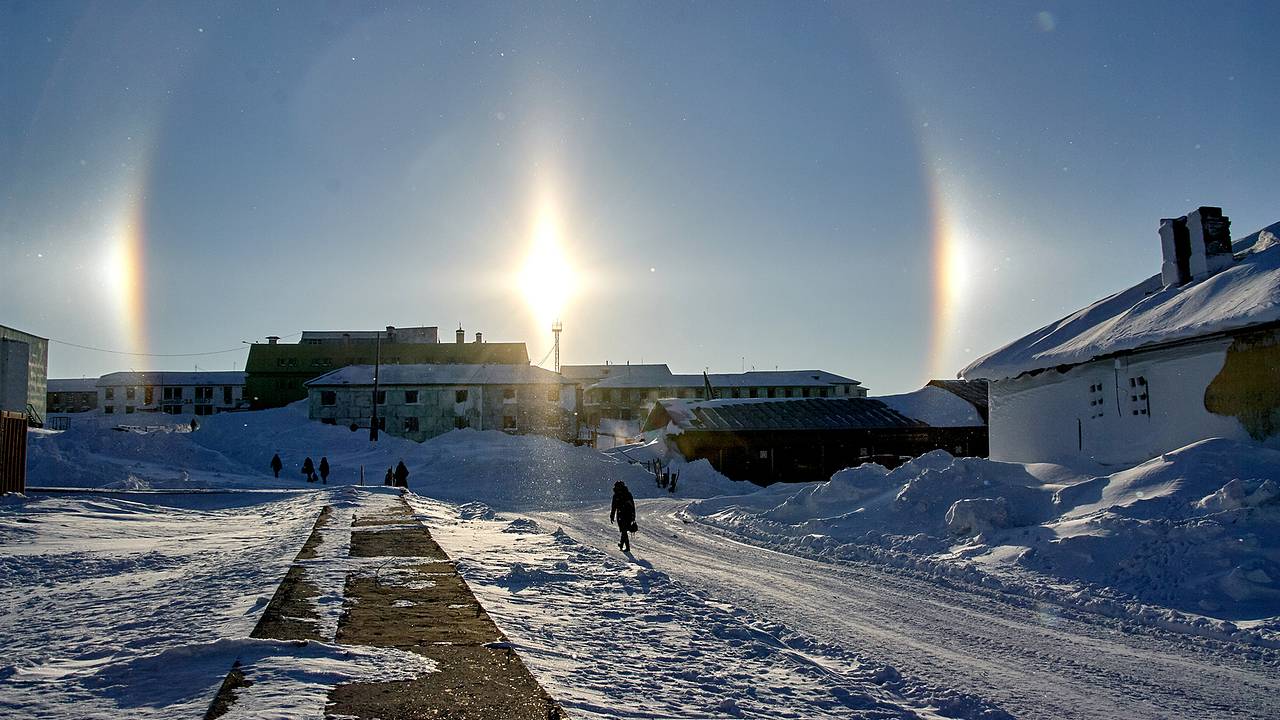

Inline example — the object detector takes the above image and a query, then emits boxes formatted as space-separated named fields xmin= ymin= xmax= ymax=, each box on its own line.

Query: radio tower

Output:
xmin=551 ymin=320 xmax=563 ymax=373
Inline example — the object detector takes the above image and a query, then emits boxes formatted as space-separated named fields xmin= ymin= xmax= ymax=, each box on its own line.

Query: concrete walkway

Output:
xmin=207 ymin=492 xmax=565 ymax=719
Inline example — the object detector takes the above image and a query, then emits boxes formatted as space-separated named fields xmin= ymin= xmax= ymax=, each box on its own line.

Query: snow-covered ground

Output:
xmin=5 ymin=405 xmax=1280 ymax=718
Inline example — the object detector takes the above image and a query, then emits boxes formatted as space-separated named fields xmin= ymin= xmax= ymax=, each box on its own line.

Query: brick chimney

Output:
xmin=1160 ymin=206 xmax=1234 ymax=287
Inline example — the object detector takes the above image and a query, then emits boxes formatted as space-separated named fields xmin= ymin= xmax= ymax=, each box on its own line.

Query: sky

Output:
xmin=2 ymin=1 xmax=1278 ymax=394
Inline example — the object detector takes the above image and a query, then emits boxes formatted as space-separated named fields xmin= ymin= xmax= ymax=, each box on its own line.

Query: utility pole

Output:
xmin=370 ymin=333 xmax=381 ymax=441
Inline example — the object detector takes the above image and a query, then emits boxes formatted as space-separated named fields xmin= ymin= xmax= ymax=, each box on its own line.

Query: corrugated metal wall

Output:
xmin=0 ymin=410 xmax=27 ymax=494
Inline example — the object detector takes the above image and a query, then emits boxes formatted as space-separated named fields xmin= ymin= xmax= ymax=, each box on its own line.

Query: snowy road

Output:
xmin=531 ymin=498 xmax=1280 ymax=720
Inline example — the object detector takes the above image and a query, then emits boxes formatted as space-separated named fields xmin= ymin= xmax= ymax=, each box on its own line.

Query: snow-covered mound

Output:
xmin=25 ymin=403 xmax=742 ymax=510
xmin=688 ymin=440 xmax=1280 ymax=621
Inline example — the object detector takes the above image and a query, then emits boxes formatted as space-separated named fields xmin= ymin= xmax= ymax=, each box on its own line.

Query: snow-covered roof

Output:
xmin=46 ymin=378 xmax=99 ymax=392
xmin=97 ymin=371 xmax=247 ymax=387
xmin=962 ymin=222 xmax=1280 ymax=381
xmin=559 ymin=364 xmax=671 ymax=383
xmin=590 ymin=368 xmax=860 ymax=390
xmin=305 ymin=363 xmax=571 ymax=387
xmin=876 ymin=385 xmax=986 ymax=427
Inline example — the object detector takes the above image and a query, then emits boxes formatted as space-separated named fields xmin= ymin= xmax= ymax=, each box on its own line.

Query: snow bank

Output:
xmin=25 ymin=402 xmax=743 ymax=510
xmin=688 ymin=440 xmax=1280 ymax=626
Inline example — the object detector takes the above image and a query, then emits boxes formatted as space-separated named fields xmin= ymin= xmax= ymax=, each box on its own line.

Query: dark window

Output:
xmin=503 ymin=387 xmax=516 ymax=400
xmin=322 ymin=417 xmax=337 ymax=425
xmin=503 ymin=415 xmax=517 ymax=429
xmin=404 ymin=417 xmax=419 ymax=432
xmin=320 ymin=391 xmax=337 ymax=406
xmin=126 ymin=387 xmax=136 ymax=400
xmin=546 ymin=387 xmax=559 ymax=402
xmin=223 ymin=386 xmax=233 ymax=404
xmin=195 ymin=405 xmax=214 ymax=416
xmin=105 ymin=388 xmax=115 ymax=399
xmin=104 ymin=405 xmax=114 ymax=414
xmin=749 ymin=388 xmax=758 ymax=398
xmin=767 ymin=388 xmax=777 ymax=398
xmin=455 ymin=389 xmax=468 ymax=403
xmin=405 ymin=390 xmax=419 ymax=404
xmin=376 ymin=390 xmax=386 ymax=405
xmin=125 ymin=406 xmax=134 ymax=414
xmin=195 ymin=386 xmax=213 ymax=401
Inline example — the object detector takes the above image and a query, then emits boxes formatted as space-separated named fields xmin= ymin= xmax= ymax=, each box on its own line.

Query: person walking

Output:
xmin=393 ymin=460 xmax=409 ymax=488
xmin=384 ymin=467 xmax=394 ymax=486
xmin=270 ymin=453 xmax=283 ymax=478
xmin=319 ymin=457 xmax=330 ymax=485
xmin=609 ymin=481 xmax=637 ymax=552
xmin=302 ymin=456 xmax=316 ymax=483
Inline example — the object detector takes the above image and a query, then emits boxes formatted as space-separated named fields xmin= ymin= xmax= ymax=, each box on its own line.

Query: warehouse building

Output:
xmin=0 ymin=324 xmax=49 ymax=426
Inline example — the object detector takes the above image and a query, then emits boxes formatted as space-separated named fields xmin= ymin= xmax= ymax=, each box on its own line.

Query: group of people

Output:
xmin=269 ymin=453 xmax=332 ymax=483
xmin=268 ymin=453 xmax=409 ymax=488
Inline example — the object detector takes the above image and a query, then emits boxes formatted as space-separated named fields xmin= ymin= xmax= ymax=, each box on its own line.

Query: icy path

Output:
xmin=530 ymin=498 xmax=1280 ymax=720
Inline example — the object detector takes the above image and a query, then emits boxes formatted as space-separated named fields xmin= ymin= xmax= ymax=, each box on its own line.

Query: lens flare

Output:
xmin=100 ymin=188 xmax=149 ymax=357
xmin=925 ymin=172 xmax=975 ymax=380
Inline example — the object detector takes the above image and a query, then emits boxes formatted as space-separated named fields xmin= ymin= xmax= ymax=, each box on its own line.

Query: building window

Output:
xmin=405 ymin=390 xmax=419 ymax=404
xmin=223 ymin=386 xmax=233 ymax=404
xmin=503 ymin=415 xmax=517 ymax=430
xmin=749 ymin=388 xmax=758 ymax=398
xmin=767 ymin=388 xmax=777 ymax=398
xmin=802 ymin=387 xmax=811 ymax=398
xmin=164 ymin=405 xmax=181 ymax=414
xmin=455 ymin=389 xmax=468 ymax=403
xmin=1087 ymin=382 xmax=1106 ymax=419
xmin=819 ymin=387 xmax=830 ymax=398
xmin=503 ymin=387 xmax=516 ymax=400
xmin=376 ymin=390 xmax=386 ymax=405
xmin=104 ymin=405 xmax=114 ymax=414
xmin=404 ymin=417 xmax=419 ymax=432
xmin=195 ymin=386 xmax=213 ymax=401
xmin=195 ymin=405 xmax=214 ymax=416
xmin=145 ymin=387 xmax=154 ymax=405
xmin=126 ymin=387 xmax=136 ymax=400
xmin=454 ymin=416 xmax=469 ymax=429
xmin=125 ymin=406 xmax=135 ymax=414
xmin=377 ymin=417 xmax=386 ymax=430
xmin=546 ymin=387 xmax=559 ymax=402
xmin=320 ymin=391 xmax=337 ymax=406
xmin=105 ymin=388 xmax=115 ymax=400
xmin=1128 ymin=376 xmax=1150 ymax=416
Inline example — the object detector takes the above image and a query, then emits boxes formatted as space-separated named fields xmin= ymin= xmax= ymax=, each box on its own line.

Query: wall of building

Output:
xmin=988 ymin=336 xmax=1261 ymax=466
xmin=47 ymin=391 xmax=98 ymax=414
xmin=98 ymin=381 xmax=245 ymax=416
xmin=310 ymin=384 xmax=573 ymax=442
xmin=0 ymin=326 xmax=48 ymax=422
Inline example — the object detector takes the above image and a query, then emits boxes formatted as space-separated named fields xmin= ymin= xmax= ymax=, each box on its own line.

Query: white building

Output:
xmin=962 ymin=207 xmax=1280 ymax=466
xmin=96 ymin=371 xmax=248 ymax=417
xmin=305 ymin=363 xmax=575 ymax=442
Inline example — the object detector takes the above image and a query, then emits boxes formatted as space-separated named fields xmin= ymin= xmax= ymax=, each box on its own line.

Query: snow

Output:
xmin=962 ymin=224 xmax=1280 ymax=381
xmin=8 ymin=401 xmax=1280 ymax=718
xmin=876 ymin=385 xmax=985 ymax=427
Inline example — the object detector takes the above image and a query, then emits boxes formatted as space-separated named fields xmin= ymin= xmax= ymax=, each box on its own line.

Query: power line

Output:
xmin=48 ymin=331 xmax=302 ymax=358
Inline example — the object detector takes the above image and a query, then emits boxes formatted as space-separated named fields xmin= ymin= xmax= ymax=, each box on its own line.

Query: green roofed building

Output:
xmin=245 ymin=325 xmax=529 ymax=409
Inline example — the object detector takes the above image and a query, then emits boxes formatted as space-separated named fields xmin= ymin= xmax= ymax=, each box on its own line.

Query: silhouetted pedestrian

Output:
xmin=384 ymin=467 xmax=394 ymax=486
xmin=189 ymin=418 xmax=199 ymax=432
xmin=610 ymin=481 xmax=636 ymax=552
xmin=270 ymin=453 xmax=283 ymax=478
xmin=393 ymin=460 xmax=409 ymax=488
xmin=302 ymin=457 xmax=316 ymax=483
xmin=319 ymin=457 xmax=330 ymax=484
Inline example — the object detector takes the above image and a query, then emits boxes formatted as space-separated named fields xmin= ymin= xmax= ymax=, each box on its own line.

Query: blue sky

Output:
xmin=2 ymin=1 xmax=1277 ymax=393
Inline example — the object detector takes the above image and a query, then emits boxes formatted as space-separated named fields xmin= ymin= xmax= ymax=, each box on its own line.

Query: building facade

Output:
xmin=246 ymin=325 xmax=529 ymax=409
xmin=963 ymin=207 xmax=1280 ymax=466
xmin=46 ymin=378 xmax=99 ymax=414
xmin=572 ymin=365 xmax=867 ymax=427
xmin=306 ymin=363 xmax=575 ymax=442
xmin=642 ymin=381 xmax=987 ymax=485
xmin=0 ymin=324 xmax=48 ymax=426
xmin=97 ymin=371 xmax=247 ymax=417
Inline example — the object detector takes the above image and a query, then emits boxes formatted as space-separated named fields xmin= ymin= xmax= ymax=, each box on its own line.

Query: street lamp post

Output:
xmin=370 ymin=333 xmax=381 ymax=441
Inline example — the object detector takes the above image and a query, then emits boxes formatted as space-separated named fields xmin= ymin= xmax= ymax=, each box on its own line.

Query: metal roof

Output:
xmin=97 ymin=371 xmax=246 ymax=387
xmin=657 ymin=397 xmax=926 ymax=432
xmin=591 ymin=368 xmax=862 ymax=390
xmin=46 ymin=378 xmax=100 ymax=392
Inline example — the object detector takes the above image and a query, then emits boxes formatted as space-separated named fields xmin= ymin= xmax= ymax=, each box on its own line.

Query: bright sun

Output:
xmin=518 ymin=211 xmax=575 ymax=326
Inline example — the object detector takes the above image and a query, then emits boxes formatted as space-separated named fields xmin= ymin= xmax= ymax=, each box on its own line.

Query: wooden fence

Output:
xmin=0 ymin=410 xmax=27 ymax=494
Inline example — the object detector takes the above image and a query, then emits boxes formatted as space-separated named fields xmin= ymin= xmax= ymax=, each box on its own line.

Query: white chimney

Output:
xmin=474 ymin=332 xmax=483 ymax=343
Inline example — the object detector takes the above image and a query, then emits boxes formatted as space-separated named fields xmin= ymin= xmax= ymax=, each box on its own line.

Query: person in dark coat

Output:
xmin=393 ymin=460 xmax=409 ymax=488
xmin=302 ymin=457 xmax=316 ymax=483
xmin=270 ymin=453 xmax=283 ymax=478
xmin=609 ymin=481 xmax=636 ymax=552
xmin=384 ymin=467 xmax=394 ymax=486
xmin=319 ymin=457 xmax=330 ymax=484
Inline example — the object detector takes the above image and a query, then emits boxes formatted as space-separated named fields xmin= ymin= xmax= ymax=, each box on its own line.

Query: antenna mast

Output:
xmin=551 ymin=320 xmax=563 ymax=373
